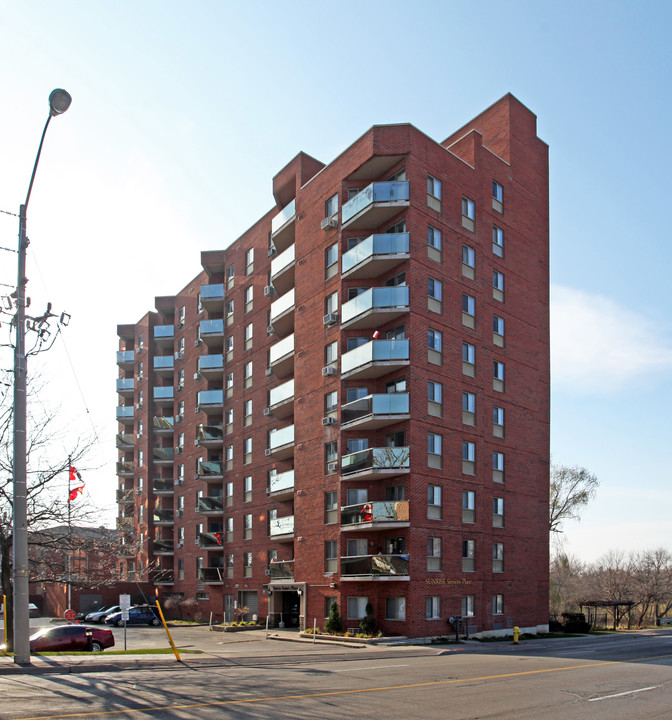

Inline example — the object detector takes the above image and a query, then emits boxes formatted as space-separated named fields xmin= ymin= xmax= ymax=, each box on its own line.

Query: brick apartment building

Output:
xmin=115 ymin=93 xmax=549 ymax=638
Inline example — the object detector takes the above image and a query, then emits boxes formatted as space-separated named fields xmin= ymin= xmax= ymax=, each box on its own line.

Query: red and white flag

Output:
xmin=68 ymin=465 xmax=85 ymax=502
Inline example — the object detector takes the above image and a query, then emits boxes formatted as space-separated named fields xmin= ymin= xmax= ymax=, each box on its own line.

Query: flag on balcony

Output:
xmin=372 ymin=330 xmax=380 ymax=339
xmin=68 ymin=465 xmax=85 ymax=502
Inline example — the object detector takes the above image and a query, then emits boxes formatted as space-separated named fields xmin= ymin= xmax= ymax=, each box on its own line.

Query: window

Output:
xmin=325 ymin=193 xmax=338 ymax=219
xmin=493 ymin=270 xmax=504 ymax=294
xmin=325 ymin=597 xmax=338 ymax=618
xmin=244 ymin=361 xmax=253 ymax=388
xmin=226 ymin=264 xmax=234 ymax=287
xmin=463 ymin=391 xmax=475 ymax=415
xmin=462 ymin=539 xmax=475 ymax=572
xmin=225 ymin=408 xmax=234 ymax=428
xmin=462 ymin=196 xmax=475 ymax=220
xmin=225 ymin=445 xmax=234 ymax=463
xmin=244 ymin=551 xmax=252 ymax=576
xmin=178 ymin=558 xmax=184 ymax=580
xmin=325 ymin=391 xmax=338 ymax=414
xmin=347 ymin=387 xmax=368 ymax=403
xmin=347 ymin=597 xmax=368 ymax=619
xmin=226 ymin=372 xmax=234 ymax=391
xmin=493 ymin=542 xmax=504 ymax=572
xmin=493 ymin=226 xmax=504 ymax=257
xmin=325 ymin=291 xmax=338 ymax=316
xmin=138 ymin=333 xmax=144 ymax=350
xmin=493 ymin=406 xmax=504 ymax=427
xmin=493 ymin=594 xmax=504 ymax=615
xmin=347 ymin=438 xmax=368 ymax=454
xmin=244 ymin=513 xmax=253 ymax=540
xmin=138 ymin=449 xmax=144 ymax=467
xmin=325 ymin=540 xmax=338 ymax=572
xmin=427 ymin=175 xmax=442 ymax=211
xmin=225 ymin=516 xmax=233 ymax=541
xmin=243 ymin=437 xmax=252 ymax=462
xmin=463 ymin=441 xmax=475 ymax=463
xmin=346 ymin=488 xmax=367 ymax=506
xmin=462 ymin=491 xmax=475 ymax=523
xmin=428 ymin=433 xmax=442 ymax=456
xmin=493 ymin=497 xmax=504 ymax=527
xmin=426 ymin=596 xmax=441 ymax=620
xmin=385 ymin=484 xmax=406 ymax=501
xmin=326 ymin=243 xmax=338 ymax=273
xmin=428 ymin=329 xmax=442 ymax=352
xmin=427 ymin=537 xmax=441 ymax=571
xmin=245 ymin=248 xmax=254 ymax=274
xmin=226 ymin=300 xmax=234 ymax=319
xmin=462 ymin=294 xmax=475 ymax=316
xmin=226 ymin=554 xmax=234 ymax=577
xmin=462 ymin=595 xmax=475 ymax=617
xmin=462 ymin=245 xmax=475 ymax=268
xmin=493 ymin=361 xmax=505 ymax=389
xmin=463 ymin=342 xmax=475 ymax=365
xmin=427 ymin=485 xmax=442 ymax=519
xmin=385 ymin=597 xmax=406 ymax=620
xmin=244 ymin=286 xmax=253 ymax=312
xmin=386 ymin=271 xmax=406 ymax=287
xmin=245 ymin=322 xmax=253 ymax=349
xmin=428 ymin=381 xmax=442 ymax=418
xmin=493 ymin=452 xmax=505 ymax=483
xmin=428 ymin=278 xmax=442 ymax=308
xmin=492 ymin=180 xmax=503 ymax=203
xmin=244 ymin=399 xmax=252 ymax=425
xmin=325 ymin=441 xmax=338 ymax=466
xmin=225 ymin=336 xmax=234 ymax=355
xmin=325 ymin=341 xmax=338 ymax=366
xmin=324 ymin=491 xmax=336 ymax=523
xmin=427 ymin=226 xmax=442 ymax=251
xmin=385 ymin=377 xmax=406 ymax=393
xmin=493 ymin=315 xmax=505 ymax=337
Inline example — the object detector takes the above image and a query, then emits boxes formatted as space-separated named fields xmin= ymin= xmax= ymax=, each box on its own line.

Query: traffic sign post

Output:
xmin=119 ymin=594 xmax=131 ymax=650
xmin=64 ymin=609 xmax=76 ymax=623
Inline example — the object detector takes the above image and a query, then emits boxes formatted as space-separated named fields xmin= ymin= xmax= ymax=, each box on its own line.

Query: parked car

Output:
xmin=0 ymin=625 xmax=115 ymax=653
xmin=29 ymin=603 xmax=40 ymax=618
xmin=84 ymin=605 xmax=121 ymax=623
xmin=105 ymin=605 xmax=161 ymax=627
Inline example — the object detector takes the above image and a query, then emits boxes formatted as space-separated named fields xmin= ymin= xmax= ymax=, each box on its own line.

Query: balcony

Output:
xmin=153 ymin=416 xmax=174 ymax=435
xmin=199 ymin=318 xmax=225 ymax=348
xmin=267 ymin=469 xmax=294 ymax=501
xmin=268 ymin=333 xmax=295 ymax=378
xmin=268 ymin=424 xmax=294 ymax=460
xmin=151 ymin=569 xmax=174 ymax=585
xmin=269 ymin=515 xmax=294 ymax=541
xmin=152 ymin=478 xmax=174 ymax=494
xmin=341 ymin=233 xmax=410 ymax=279
xmin=197 ymin=531 xmax=225 ymax=549
xmin=154 ymin=539 xmax=174 ymax=555
xmin=341 ymin=393 xmax=409 ymax=430
xmin=340 ymin=554 xmax=410 ymax=581
xmin=116 ymin=489 xmax=134 ymax=504
xmin=197 ymin=496 xmax=224 ymax=514
xmin=197 ymin=567 xmax=225 ymax=584
xmin=197 ymin=389 xmax=224 ymax=414
xmin=200 ymin=283 xmax=225 ymax=312
xmin=341 ymin=339 xmax=409 ymax=379
xmin=152 ymin=509 xmax=174 ymax=526
xmin=197 ymin=459 xmax=224 ymax=482
xmin=153 ymin=355 xmax=174 ymax=377
xmin=270 ymin=198 xmax=296 ymax=253
xmin=153 ymin=447 xmax=174 ymax=465
xmin=268 ymin=560 xmax=294 ymax=581
xmin=269 ymin=288 xmax=295 ymax=337
xmin=153 ymin=386 xmax=174 ymax=406
xmin=116 ymin=433 xmax=134 ymax=450
xmin=340 ymin=286 xmax=409 ymax=329
xmin=267 ymin=378 xmax=294 ymax=419
xmin=116 ymin=516 xmax=134 ymax=529
xmin=116 ymin=461 xmax=135 ymax=477
xmin=153 ymin=325 xmax=175 ymax=348
xmin=341 ymin=446 xmax=410 ymax=481
xmin=197 ymin=354 xmax=224 ymax=379
xmin=116 ymin=406 xmax=134 ymax=425
xmin=116 ymin=377 xmax=135 ymax=397
xmin=270 ymin=244 xmax=295 ymax=295
xmin=116 ymin=350 xmax=135 ymax=369
xmin=341 ymin=181 xmax=409 ymax=229
xmin=340 ymin=500 xmax=410 ymax=531
xmin=196 ymin=424 xmax=223 ymax=448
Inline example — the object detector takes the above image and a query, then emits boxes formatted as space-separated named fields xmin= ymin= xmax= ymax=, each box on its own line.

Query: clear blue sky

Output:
xmin=1 ymin=0 xmax=670 ymax=562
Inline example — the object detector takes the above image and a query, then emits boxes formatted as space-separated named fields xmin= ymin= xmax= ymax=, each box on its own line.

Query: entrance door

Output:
xmin=282 ymin=591 xmax=300 ymax=627
xmin=224 ymin=595 xmax=234 ymax=623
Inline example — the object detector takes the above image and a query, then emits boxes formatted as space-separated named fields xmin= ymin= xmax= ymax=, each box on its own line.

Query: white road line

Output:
xmin=587 ymin=685 xmax=660 ymax=702
xmin=554 ymin=649 xmax=597 ymax=655
xmin=333 ymin=664 xmax=410 ymax=672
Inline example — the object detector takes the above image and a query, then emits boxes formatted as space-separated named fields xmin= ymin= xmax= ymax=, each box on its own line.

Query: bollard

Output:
xmin=513 ymin=626 xmax=520 ymax=645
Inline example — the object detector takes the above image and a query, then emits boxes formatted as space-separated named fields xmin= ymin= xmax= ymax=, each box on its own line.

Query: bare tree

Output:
xmin=630 ymin=548 xmax=672 ymax=625
xmin=549 ymin=463 xmax=599 ymax=533
xmin=549 ymin=552 xmax=585 ymax=617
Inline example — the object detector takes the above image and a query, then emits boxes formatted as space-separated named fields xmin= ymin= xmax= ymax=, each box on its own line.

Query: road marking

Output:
xmin=588 ymin=685 xmax=660 ymax=702
xmin=333 ymin=664 xmax=409 ymax=672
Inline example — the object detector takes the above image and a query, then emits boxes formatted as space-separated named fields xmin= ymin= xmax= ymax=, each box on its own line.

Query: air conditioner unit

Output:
xmin=267 ymin=325 xmax=275 ymax=335
xmin=175 ymin=446 xmax=184 ymax=455
xmin=174 ymin=351 xmax=184 ymax=360
xmin=174 ymin=478 xmax=183 ymax=486
xmin=194 ymin=338 xmax=203 ymax=346
xmin=177 ymin=542 xmax=184 ymax=549
xmin=176 ymin=414 xmax=184 ymax=423
xmin=265 ymin=448 xmax=272 ymax=457
xmin=264 ymin=285 xmax=275 ymax=297
xmin=177 ymin=384 xmax=184 ymax=392
xmin=327 ymin=461 xmax=338 ymax=472
xmin=265 ymin=569 xmax=271 ymax=576
xmin=177 ymin=321 xmax=184 ymax=330
xmin=322 ymin=366 xmax=337 ymax=377
xmin=322 ymin=416 xmax=336 ymax=426
xmin=136 ymin=403 xmax=143 ymax=410
xmin=323 ymin=312 xmax=338 ymax=326
xmin=195 ymin=405 xmax=201 ymax=413
xmin=321 ymin=216 xmax=338 ymax=230
xmin=176 ymin=508 xmax=184 ymax=517
xmin=263 ymin=408 xmax=272 ymax=417
xmin=267 ymin=246 xmax=277 ymax=258
xmin=194 ymin=372 xmax=202 ymax=380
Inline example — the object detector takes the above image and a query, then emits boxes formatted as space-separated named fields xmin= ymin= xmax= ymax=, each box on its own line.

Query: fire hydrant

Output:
xmin=513 ymin=626 xmax=520 ymax=645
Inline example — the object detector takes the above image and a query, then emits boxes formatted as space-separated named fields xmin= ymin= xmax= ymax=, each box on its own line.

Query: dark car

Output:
xmin=25 ymin=625 xmax=114 ymax=653
xmin=105 ymin=605 xmax=161 ymax=627
xmin=85 ymin=605 xmax=121 ymax=623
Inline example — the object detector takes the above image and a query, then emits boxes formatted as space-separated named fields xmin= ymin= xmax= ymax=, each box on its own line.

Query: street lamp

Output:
xmin=12 ymin=89 xmax=72 ymax=666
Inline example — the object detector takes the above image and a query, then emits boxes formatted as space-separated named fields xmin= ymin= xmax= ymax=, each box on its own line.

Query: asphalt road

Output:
xmin=0 ymin=627 xmax=671 ymax=719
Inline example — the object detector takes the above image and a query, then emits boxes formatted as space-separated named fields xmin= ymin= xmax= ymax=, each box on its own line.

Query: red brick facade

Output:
xmin=116 ymin=94 xmax=549 ymax=637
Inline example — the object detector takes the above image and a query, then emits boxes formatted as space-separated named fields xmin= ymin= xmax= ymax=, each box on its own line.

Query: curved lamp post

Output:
xmin=12 ymin=89 xmax=72 ymax=665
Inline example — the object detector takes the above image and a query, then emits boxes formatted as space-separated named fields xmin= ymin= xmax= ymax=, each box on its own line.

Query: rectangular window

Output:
xmin=226 ymin=264 xmax=234 ymax=287
xmin=427 ymin=485 xmax=442 ymax=519
xmin=245 ymin=248 xmax=254 ymax=274
xmin=428 ymin=329 xmax=442 ymax=352
xmin=385 ymin=597 xmax=406 ymax=621
xmin=428 ymin=381 xmax=442 ymax=403
xmin=493 ymin=406 xmax=504 ymax=426
xmin=493 ymin=497 xmax=504 ymax=527
xmin=463 ymin=441 xmax=475 ymax=463
xmin=243 ymin=437 xmax=252 ymax=463
xmin=244 ymin=399 xmax=252 ymax=424
xmin=244 ymin=361 xmax=253 ymax=387
xmin=325 ymin=193 xmax=339 ymax=219
xmin=462 ymin=196 xmax=475 ymax=220
xmin=325 ymin=491 xmax=338 ymax=524
xmin=493 ymin=316 xmax=505 ymax=337
xmin=427 ymin=175 xmax=442 ymax=210
xmin=325 ymin=291 xmax=338 ymax=315
xmin=493 ymin=181 xmax=503 ymax=203
xmin=226 ymin=300 xmax=234 ymax=318
xmin=493 ymin=542 xmax=504 ymax=572
xmin=427 ymin=226 xmax=442 ymax=251
xmin=244 ymin=551 xmax=252 ymax=576
xmin=493 ymin=594 xmax=504 ymax=615
xmin=462 ymin=539 xmax=475 ymax=572
xmin=463 ymin=342 xmax=475 ymax=364
xmin=462 ymin=490 xmax=475 ymax=523
xmin=426 ymin=596 xmax=440 ymax=620
xmin=428 ymin=277 xmax=442 ymax=302
xmin=462 ymin=595 xmax=475 ymax=617
xmin=325 ymin=341 xmax=338 ymax=365
xmin=493 ymin=226 xmax=504 ymax=257
xmin=325 ymin=597 xmax=338 ymax=618
xmin=463 ymin=391 xmax=475 ymax=413
xmin=428 ymin=433 xmax=442 ymax=456
xmin=226 ymin=372 xmax=234 ymax=390
xmin=325 ymin=243 xmax=339 ymax=277
xmin=325 ymin=540 xmax=338 ymax=572
xmin=462 ymin=245 xmax=475 ymax=268
xmin=347 ymin=597 xmax=368 ymax=619
xmin=493 ymin=451 xmax=505 ymax=481
xmin=325 ymin=391 xmax=338 ymax=413
xmin=243 ymin=475 xmax=252 ymax=502
xmin=427 ymin=537 xmax=441 ymax=571
xmin=493 ymin=361 xmax=505 ymax=388
xmin=225 ymin=336 xmax=234 ymax=355
xmin=244 ymin=513 xmax=252 ymax=540
xmin=462 ymin=294 xmax=475 ymax=316
xmin=493 ymin=270 xmax=504 ymax=293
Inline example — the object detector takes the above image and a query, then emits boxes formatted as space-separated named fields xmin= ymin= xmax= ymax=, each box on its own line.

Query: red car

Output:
xmin=28 ymin=624 xmax=115 ymax=653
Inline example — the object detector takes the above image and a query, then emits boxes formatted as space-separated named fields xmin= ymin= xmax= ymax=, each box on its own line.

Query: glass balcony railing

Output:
xmin=116 ymin=461 xmax=135 ymax=475
xmin=197 ymin=424 xmax=223 ymax=443
xmin=153 ymin=416 xmax=174 ymax=431
xmin=198 ymin=389 xmax=224 ymax=406
xmin=116 ymin=433 xmax=134 ymax=448
xmin=341 ymin=339 xmax=409 ymax=375
xmin=269 ymin=378 xmax=294 ymax=408
xmin=200 ymin=283 xmax=225 ymax=301
xmin=116 ymin=378 xmax=134 ymax=393
xmin=152 ymin=478 xmax=174 ymax=493
xmin=200 ymin=318 xmax=224 ymax=336
xmin=341 ymin=446 xmax=410 ymax=475
xmin=151 ymin=569 xmax=174 ymax=583
xmin=198 ymin=354 xmax=224 ymax=372
xmin=153 ymin=386 xmax=174 ymax=401
xmin=154 ymin=539 xmax=174 ymax=553
xmin=270 ymin=288 xmax=295 ymax=322
xmin=341 ymin=500 xmax=410 ymax=526
xmin=341 ymin=233 xmax=410 ymax=274
xmin=116 ymin=350 xmax=135 ymax=365
xmin=269 ymin=515 xmax=294 ymax=537
xmin=116 ymin=489 xmax=134 ymax=503
xmin=271 ymin=243 xmax=295 ymax=277
xmin=116 ymin=406 xmax=134 ymax=420
xmin=268 ymin=469 xmax=294 ymax=495
xmin=153 ymin=356 xmax=174 ymax=371
xmin=153 ymin=447 xmax=174 ymax=462
xmin=341 ymin=181 xmax=409 ymax=224
xmin=271 ymin=199 xmax=296 ymax=235
xmin=153 ymin=509 xmax=174 ymax=524
xmin=341 ymin=286 xmax=409 ymax=325
xmin=341 ymin=393 xmax=409 ymax=426
xmin=197 ymin=460 xmax=224 ymax=477
xmin=197 ymin=496 xmax=224 ymax=513
xmin=268 ymin=560 xmax=294 ymax=580
xmin=340 ymin=554 xmax=409 ymax=577
xmin=198 ymin=567 xmax=225 ymax=583
xmin=154 ymin=325 xmax=175 ymax=340
xmin=198 ymin=531 xmax=225 ymax=548
xmin=269 ymin=424 xmax=294 ymax=451
xmin=269 ymin=333 xmax=294 ymax=365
